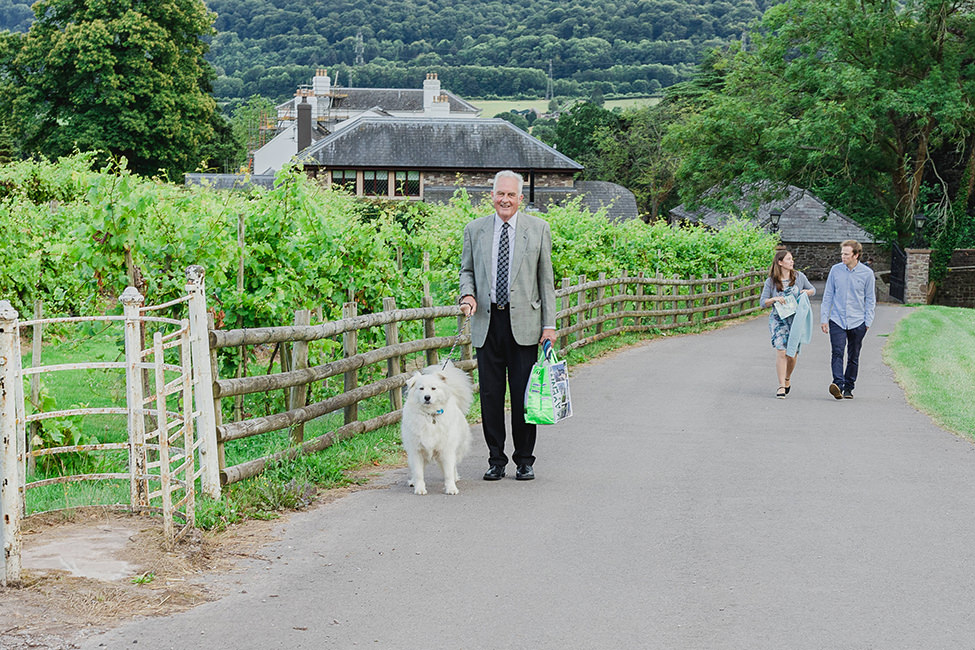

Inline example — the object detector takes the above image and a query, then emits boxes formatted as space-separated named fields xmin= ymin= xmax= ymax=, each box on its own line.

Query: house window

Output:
xmin=363 ymin=170 xmax=389 ymax=196
xmin=333 ymin=169 xmax=357 ymax=193
xmin=394 ymin=171 xmax=421 ymax=197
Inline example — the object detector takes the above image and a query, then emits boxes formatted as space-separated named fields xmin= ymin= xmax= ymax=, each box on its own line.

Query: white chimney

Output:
xmin=313 ymin=68 xmax=332 ymax=119
xmin=429 ymin=92 xmax=451 ymax=117
xmin=423 ymin=72 xmax=441 ymax=112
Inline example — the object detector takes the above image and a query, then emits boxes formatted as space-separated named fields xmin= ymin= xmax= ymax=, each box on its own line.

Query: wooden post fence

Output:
xmin=121 ymin=287 xmax=149 ymax=507
xmin=0 ymin=300 xmax=22 ymax=585
xmin=199 ymin=267 xmax=764 ymax=488
xmin=383 ymin=297 xmax=403 ymax=412
xmin=343 ymin=301 xmax=358 ymax=425
xmin=422 ymin=253 xmax=438 ymax=368
xmin=186 ymin=266 xmax=221 ymax=499
xmin=289 ymin=309 xmax=311 ymax=444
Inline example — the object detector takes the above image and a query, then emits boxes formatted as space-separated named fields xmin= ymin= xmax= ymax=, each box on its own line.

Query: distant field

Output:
xmin=472 ymin=96 xmax=661 ymax=116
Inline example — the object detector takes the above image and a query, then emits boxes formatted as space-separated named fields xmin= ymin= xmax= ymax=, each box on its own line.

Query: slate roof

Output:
xmin=277 ymin=89 xmax=480 ymax=115
xmin=574 ymin=181 xmax=640 ymax=222
xmin=670 ymin=184 xmax=874 ymax=243
xmin=297 ymin=117 xmax=584 ymax=172
xmin=336 ymin=88 xmax=480 ymax=114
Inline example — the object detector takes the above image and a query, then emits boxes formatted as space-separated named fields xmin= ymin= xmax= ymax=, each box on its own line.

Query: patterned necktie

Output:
xmin=496 ymin=222 xmax=510 ymax=307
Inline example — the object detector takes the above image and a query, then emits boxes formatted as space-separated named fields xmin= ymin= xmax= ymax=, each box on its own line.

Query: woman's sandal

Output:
xmin=776 ymin=386 xmax=787 ymax=399
xmin=784 ymin=379 xmax=791 ymax=395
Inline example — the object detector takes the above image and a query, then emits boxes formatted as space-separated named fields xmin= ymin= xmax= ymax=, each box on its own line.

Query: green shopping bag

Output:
xmin=524 ymin=340 xmax=573 ymax=425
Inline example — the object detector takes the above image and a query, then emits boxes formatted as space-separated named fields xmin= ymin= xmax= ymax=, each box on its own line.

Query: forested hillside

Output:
xmin=0 ymin=0 xmax=782 ymax=104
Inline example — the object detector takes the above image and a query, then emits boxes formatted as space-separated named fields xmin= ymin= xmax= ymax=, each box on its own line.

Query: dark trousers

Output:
xmin=476 ymin=305 xmax=538 ymax=467
xmin=828 ymin=321 xmax=867 ymax=391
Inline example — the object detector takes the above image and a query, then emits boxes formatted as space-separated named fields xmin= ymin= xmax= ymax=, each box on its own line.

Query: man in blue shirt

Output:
xmin=820 ymin=240 xmax=876 ymax=399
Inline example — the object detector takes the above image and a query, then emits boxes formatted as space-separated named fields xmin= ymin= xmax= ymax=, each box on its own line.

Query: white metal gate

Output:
xmin=1 ymin=266 xmax=220 ymax=585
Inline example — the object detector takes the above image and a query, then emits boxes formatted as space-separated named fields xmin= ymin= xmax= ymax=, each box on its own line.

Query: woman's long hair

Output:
xmin=768 ymin=249 xmax=797 ymax=291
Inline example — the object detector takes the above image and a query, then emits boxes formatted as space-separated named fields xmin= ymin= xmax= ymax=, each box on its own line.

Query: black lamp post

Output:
xmin=769 ymin=209 xmax=782 ymax=234
xmin=912 ymin=212 xmax=926 ymax=247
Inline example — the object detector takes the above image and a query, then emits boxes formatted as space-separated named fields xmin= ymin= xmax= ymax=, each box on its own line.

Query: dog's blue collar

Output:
xmin=435 ymin=409 xmax=444 ymax=415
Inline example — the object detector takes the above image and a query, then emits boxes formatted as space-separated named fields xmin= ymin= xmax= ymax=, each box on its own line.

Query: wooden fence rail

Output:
xmin=208 ymin=268 xmax=763 ymax=487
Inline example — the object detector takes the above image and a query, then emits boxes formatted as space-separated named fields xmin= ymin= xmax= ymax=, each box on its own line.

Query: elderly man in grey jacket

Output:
xmin=459 ymin=170 xmax=557 ymax=481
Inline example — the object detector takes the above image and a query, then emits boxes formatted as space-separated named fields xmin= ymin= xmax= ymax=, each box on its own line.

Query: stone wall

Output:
xmin=935 ymin=249 xmax=975 ymax=308
xmin=784 ymin=241 xmax=889 ymax=280
xmin=423 ymin=171 xmax=495 ymax=187
xmin=905 ymin=248 xmax=932 ymax=304
xmin=423 ymin=171 xmax=575 ymax=188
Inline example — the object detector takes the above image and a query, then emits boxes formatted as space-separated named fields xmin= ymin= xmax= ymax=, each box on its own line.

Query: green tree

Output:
xmin=198 ymin=111 xmax=241 ymax=173
xmin=229 ymin=95 xmax=277 ymax=171
xmin=668 ymin=0 xmax=975 ymax=247
xmin=590 ymin=104 xmax=681 ymax=222
xmin=10 ymin=0 xmax=219 ymax=177
xmin=553 ymin=101 xmax=619 ymax=164
xmin=530 ymin=118 xmax=557 ymax=146
xmin=0 ymin=121 xmax=14 ymax=164
xmin=589 ymin=85 xmax=605 ymax=107
xmin=493 ymin=110 xmax=530 ymax=132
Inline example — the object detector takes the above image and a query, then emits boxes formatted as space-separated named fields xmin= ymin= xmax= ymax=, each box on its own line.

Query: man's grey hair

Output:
xmin=493 ymin=170 xmax=524 ymax=195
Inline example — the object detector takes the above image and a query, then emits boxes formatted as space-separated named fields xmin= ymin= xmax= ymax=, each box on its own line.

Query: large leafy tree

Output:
xmin=10 ymin=0 xmax=218 ymax=177
xmin=589 ymin=103 xmax=681 ymax=222
xmin=668 ymin=0 xmax=975 ymax=247
xmin=553 ymin=101 xmax=619 ymax=165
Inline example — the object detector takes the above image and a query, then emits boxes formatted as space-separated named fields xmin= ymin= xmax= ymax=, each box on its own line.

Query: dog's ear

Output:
xmin=406 ymin=371 xmax=421 ymax=388
xmin=436 ymin=372 xmax=448 ymax=382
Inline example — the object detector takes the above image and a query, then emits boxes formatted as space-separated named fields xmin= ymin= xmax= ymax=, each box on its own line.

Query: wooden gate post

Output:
xmin=382 ymin=298 xmax=403 ymax=412
xmin=121 ymin=287 xmax=149 ymax=507
xmin=559 ymin=277 xmax=570 ymax=352
xmin=343 ymin=301 xmax=359 ymax=425
xmin=0 ymin=300 xmax=22 ymax=585
xmin=185 ymin=266 xmax=221 ymax=498
xmin=152 ymin=332 xmax=174 ymax=546
xmin=595 ymin=272 xmax=606 ymax=336
xmin=422 ymin=253 xmax=438 ymax=367
xmin=289 ymin=309 xmax=311 ymax=444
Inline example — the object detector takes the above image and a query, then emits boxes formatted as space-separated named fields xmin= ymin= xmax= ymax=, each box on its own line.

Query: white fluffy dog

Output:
xmin=401 ymin=362 xmax=473 ymax=495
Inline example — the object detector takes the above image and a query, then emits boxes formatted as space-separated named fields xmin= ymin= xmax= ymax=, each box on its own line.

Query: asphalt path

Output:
xmin=79 ymin=300 xmax=975 ymax=649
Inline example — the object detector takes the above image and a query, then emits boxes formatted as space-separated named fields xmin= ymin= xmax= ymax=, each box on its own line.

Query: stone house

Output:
xmin=292 ymin=115 xmax=638 ymax=219
xmin=191 ymin=69 xmax=640 ymax=220
xmin=254 ymin=70 xmax=480 ymax=175
xmin=670 ymin=185 xmax=884 ymax=280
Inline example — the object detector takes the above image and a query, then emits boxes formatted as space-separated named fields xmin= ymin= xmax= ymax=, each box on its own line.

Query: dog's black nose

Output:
xmin=424 ymin=395 xmax=431 ymax=402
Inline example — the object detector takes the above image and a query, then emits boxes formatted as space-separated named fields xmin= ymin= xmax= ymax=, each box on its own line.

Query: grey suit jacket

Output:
xmin=459 ymin=210 xmax=556 ymax=348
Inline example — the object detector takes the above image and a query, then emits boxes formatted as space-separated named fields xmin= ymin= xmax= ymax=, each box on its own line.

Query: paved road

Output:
xmin=79 ymin=302 xmax=975 ymax=649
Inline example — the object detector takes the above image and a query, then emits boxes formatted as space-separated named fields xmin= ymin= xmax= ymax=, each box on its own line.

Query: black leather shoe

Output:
xmin=515 ymin=464 xmax=535 ymax=481
xmin=483 ymin=465 xmax=505 ymax=481
xmin=843 ymin=390 xmax=854 ymax=399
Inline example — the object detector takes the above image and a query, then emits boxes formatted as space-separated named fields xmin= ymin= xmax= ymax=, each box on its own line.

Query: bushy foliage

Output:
xmin=0 ymin=155 xmax=776 ymax=325
xmin=545 ymin=197 xmax=775 ymax=280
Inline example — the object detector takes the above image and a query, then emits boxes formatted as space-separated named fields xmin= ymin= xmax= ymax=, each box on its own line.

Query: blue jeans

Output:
xmin=829 ymin=321 xmax=867 ymax=391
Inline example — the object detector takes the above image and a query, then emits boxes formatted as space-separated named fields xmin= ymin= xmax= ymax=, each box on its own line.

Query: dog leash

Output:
xmin=441 ymin=312 xmax=471 ymax=370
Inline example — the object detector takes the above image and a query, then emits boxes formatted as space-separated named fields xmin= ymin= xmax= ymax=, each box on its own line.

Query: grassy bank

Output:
xmin=884 ymin=306 xmax=975 ymax=441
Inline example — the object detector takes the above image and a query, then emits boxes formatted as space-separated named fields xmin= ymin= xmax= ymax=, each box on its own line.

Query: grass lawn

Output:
xmin=472 ymin=96 xmax=660 ymax=117
xmin=884 ymin=306 xmax=975 ymax=441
